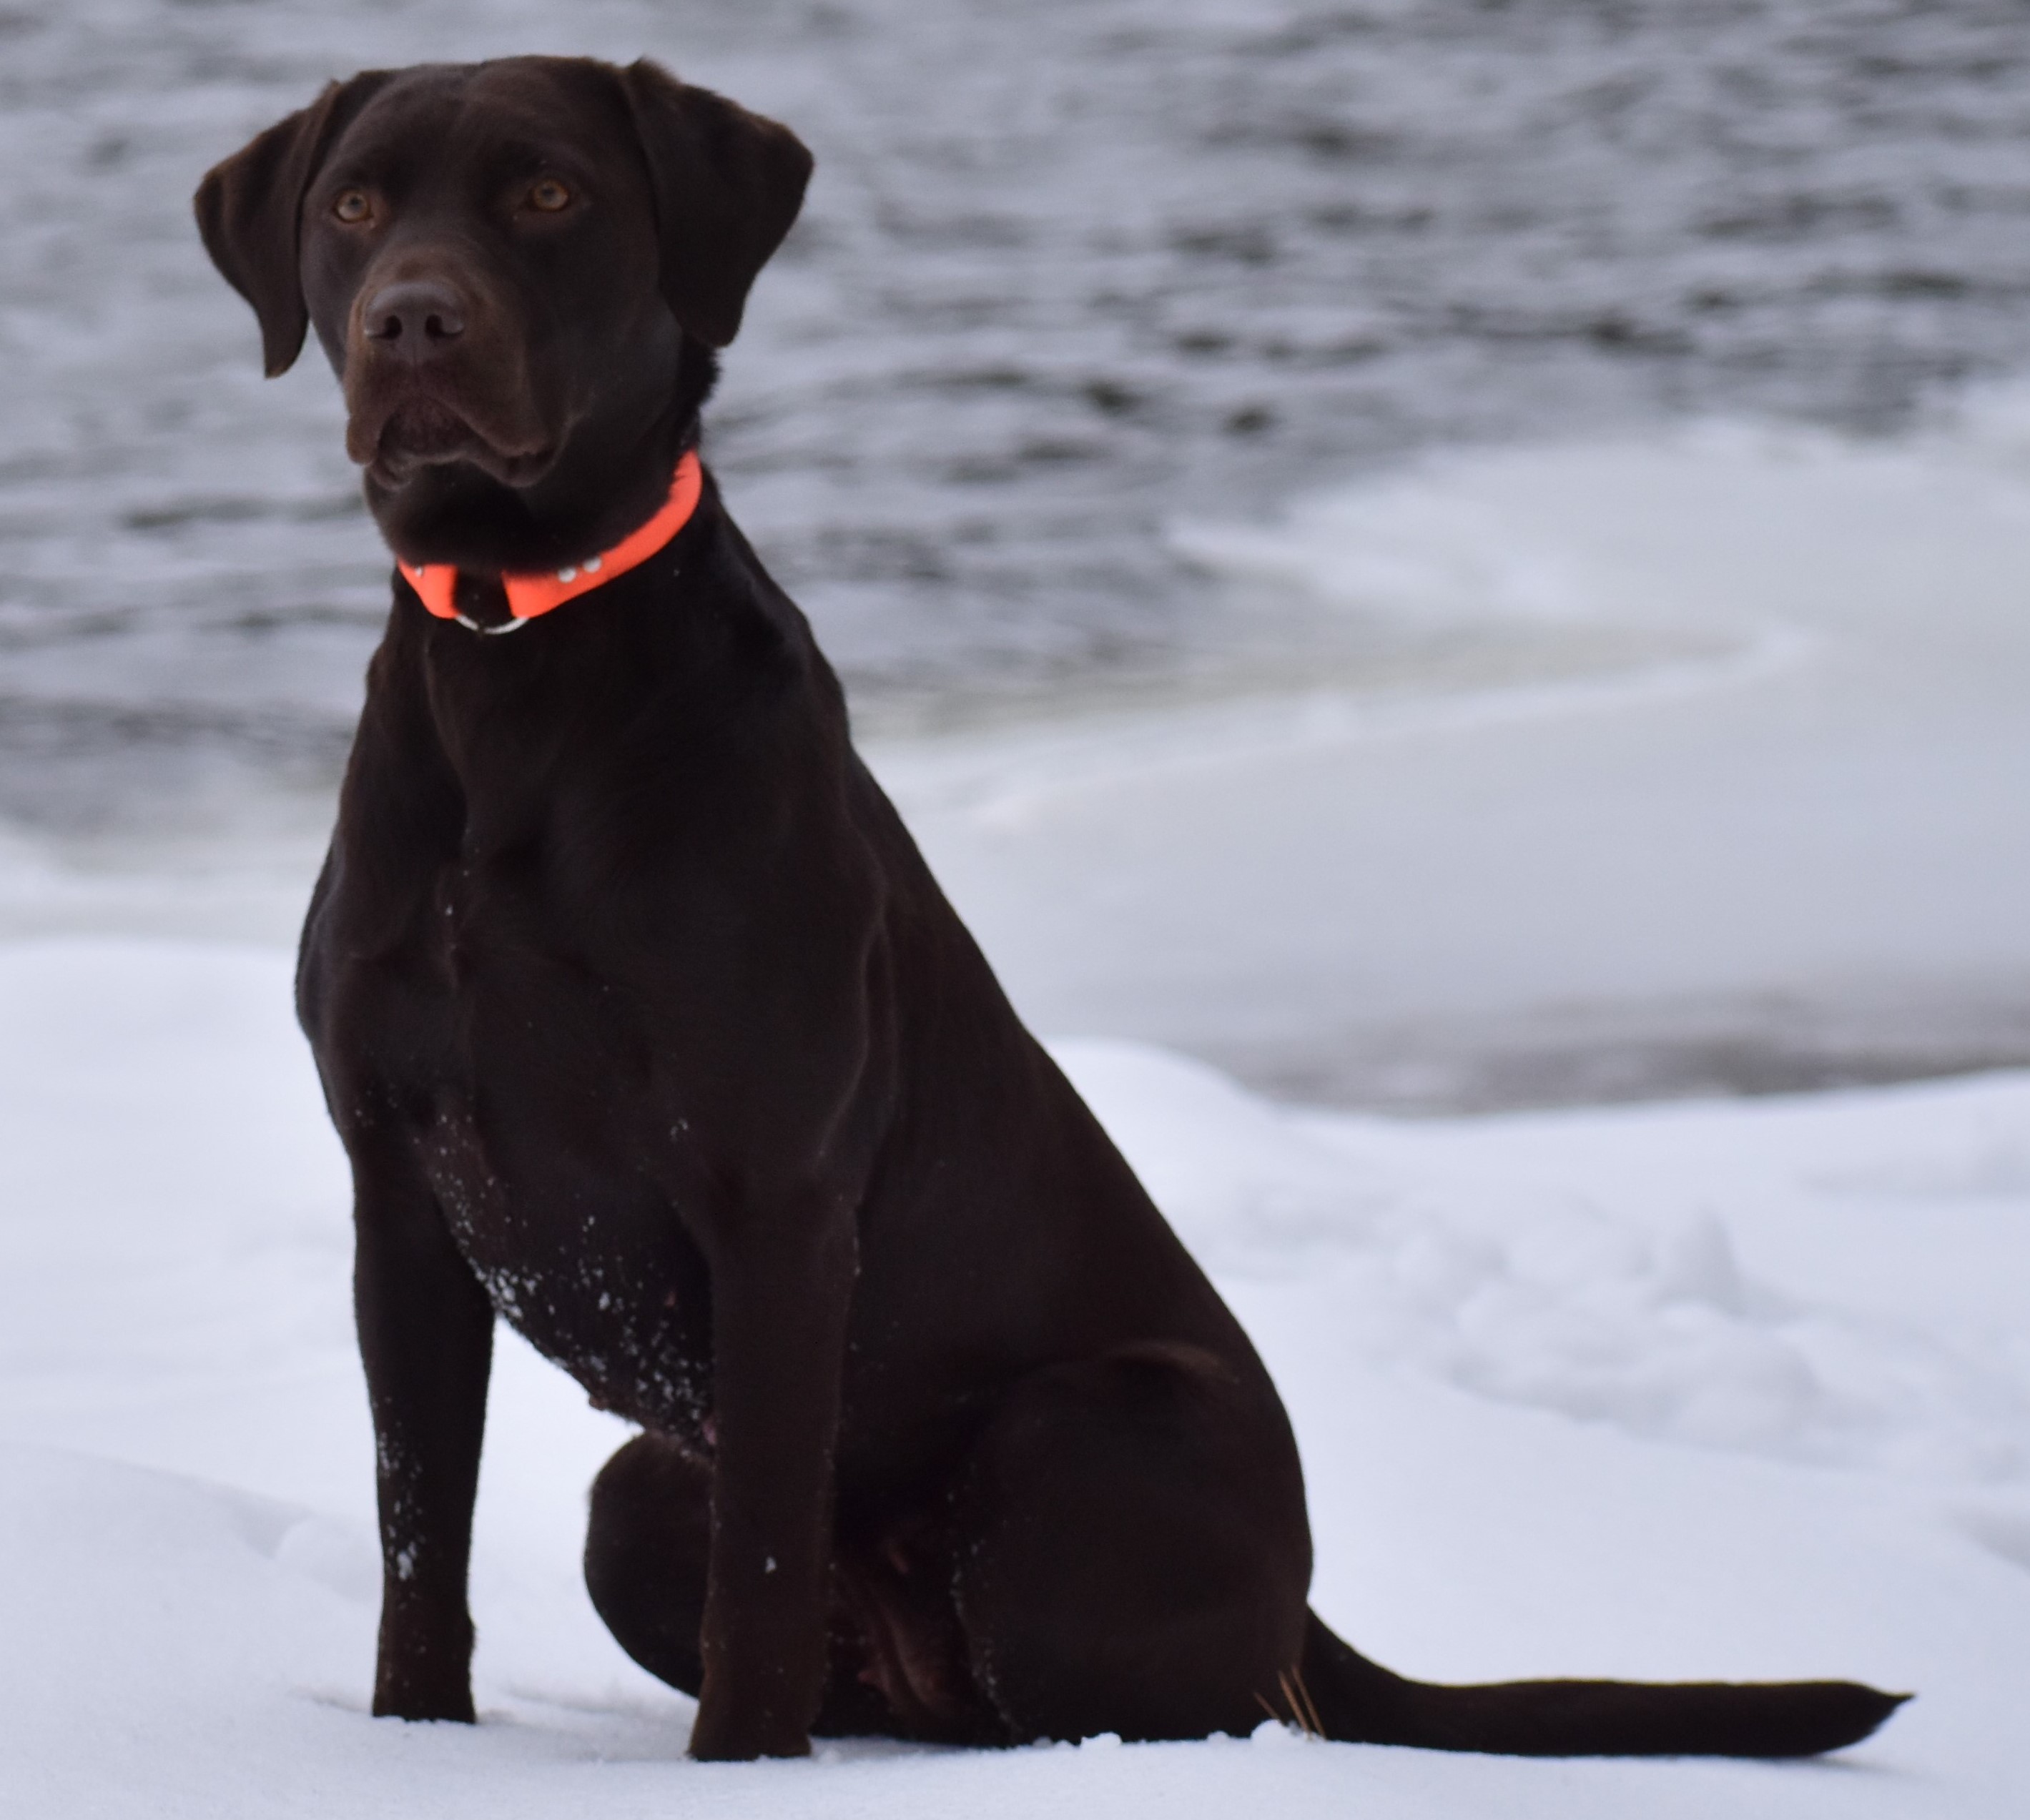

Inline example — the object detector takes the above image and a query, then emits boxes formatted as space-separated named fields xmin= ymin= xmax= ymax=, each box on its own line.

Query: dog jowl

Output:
xmin=195 ymin=56 xmax=1908 ymax=1763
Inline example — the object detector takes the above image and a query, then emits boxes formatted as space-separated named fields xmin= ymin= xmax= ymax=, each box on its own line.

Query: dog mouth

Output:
xmin=350 ymin=390 xmax=556 ymax=489
xmin=381 ymin=398 xmax=473 ymax=460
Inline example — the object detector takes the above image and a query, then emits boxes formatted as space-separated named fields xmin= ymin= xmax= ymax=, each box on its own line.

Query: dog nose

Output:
xmin=361 ymin=280 xmax=466 ymax=360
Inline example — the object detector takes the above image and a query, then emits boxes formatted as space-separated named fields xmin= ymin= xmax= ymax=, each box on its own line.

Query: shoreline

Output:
xmin=1 ymin=412 xmax=2025 ymax=1114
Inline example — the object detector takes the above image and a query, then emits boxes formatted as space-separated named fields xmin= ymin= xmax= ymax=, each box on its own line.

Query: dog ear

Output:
xmin=619 ymin=59 xmax=813 ymax=349
xmin=194 ymin=74 xmax=390 ymax=377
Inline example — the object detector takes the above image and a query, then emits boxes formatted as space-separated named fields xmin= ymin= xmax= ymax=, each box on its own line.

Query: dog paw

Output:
xmin=686 ymin=1705 xmax=812 ymax=1761
xmin=372 ymin=1667 xmax=476 ymax=1724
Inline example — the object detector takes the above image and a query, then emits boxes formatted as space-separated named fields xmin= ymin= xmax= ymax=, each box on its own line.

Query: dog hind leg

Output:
xmin=948 ymin=1345 xmax=1314 ymax=1745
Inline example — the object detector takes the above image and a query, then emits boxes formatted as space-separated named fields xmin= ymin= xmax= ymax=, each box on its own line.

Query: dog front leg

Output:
xmin=352 ymin=1152 xmax=496 ymax=1723
xmin=689 ymin=1205 xmax=857 ymax=1761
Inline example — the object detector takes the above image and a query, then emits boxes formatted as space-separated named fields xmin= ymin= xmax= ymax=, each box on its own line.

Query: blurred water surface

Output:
xmin=4 ymin=0 xmax=2029 ymax=838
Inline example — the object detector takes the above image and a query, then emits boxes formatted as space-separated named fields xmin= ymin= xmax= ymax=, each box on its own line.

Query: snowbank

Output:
xmin=1 ymin=939 xmax=2024 ymax=1815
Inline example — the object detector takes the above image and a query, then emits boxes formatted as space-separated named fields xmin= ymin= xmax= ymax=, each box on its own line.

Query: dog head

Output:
xmin=194 ymin=57 xmax=810 ymax=569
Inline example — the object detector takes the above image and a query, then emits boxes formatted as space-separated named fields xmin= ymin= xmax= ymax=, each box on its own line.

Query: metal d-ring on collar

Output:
xmin=453 ymin=553 xmax=619 ymax=634
xmin=455 ymin=608 xmax=533 ymax=635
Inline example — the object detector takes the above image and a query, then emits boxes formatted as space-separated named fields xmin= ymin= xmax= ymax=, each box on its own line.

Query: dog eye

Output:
xmin=527 ymin=178 xmax=572 ymax=212
xmin=332 ymin=189 xmax=373 ymax=224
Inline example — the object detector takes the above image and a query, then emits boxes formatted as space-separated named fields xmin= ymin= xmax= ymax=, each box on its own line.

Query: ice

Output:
xmin=876 ymin=407 xmax=2030 ymax=1105
xmin=11 ymin=404 xmax=2023 ymax=1103
xmin=2 ymin=938 xmax=2026 ymax=1814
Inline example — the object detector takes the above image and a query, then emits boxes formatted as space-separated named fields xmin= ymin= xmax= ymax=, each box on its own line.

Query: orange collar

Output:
xmin=398 ymin=450 xmax=704 ymax=633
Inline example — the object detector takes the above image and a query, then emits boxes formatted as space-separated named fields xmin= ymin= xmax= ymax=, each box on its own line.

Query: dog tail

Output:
xmin=1291 ymin=1611 xmax=1909 ymax=1758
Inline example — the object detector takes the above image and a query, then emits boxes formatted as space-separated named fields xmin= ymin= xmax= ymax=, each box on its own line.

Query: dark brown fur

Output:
xmin=194 ymin=54 xmax=1907 ymax=1763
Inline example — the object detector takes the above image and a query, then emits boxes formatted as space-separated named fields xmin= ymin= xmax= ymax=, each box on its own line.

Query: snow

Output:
xmin=1 ymin=939 xmax=2025 ymax=1816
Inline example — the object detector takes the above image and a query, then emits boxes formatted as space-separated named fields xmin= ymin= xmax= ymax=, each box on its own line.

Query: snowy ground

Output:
xmin=2 ymin=939 xmax=2025 ymax=1817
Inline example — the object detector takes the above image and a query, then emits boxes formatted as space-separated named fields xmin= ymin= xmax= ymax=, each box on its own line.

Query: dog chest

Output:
xmin=415 ymin=1092 xmax=719 ymax=1441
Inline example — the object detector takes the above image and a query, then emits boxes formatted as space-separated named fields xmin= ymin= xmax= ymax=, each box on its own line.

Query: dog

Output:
xmin=194 ymin=55 xmax=1906 ymax=1762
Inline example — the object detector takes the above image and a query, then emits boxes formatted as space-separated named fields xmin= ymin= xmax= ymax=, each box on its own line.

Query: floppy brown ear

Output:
xmin=619 ymin=59 xmax=813 ymax=349
xmin=193 ymin=74 xmax=391 ymax=377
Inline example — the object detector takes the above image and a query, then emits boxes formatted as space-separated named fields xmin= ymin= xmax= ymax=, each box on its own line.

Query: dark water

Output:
xmin=4 ymin=0 xmax=2029 ymax=834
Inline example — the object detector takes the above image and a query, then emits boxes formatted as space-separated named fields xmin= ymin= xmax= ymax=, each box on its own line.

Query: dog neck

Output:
xmin=398 ymin=452 xmax=704 ymax=634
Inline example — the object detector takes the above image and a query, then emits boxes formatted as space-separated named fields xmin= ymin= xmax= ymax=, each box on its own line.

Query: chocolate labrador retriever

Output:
xmin=194 ymin=56 xmax=1904 ymax=1762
